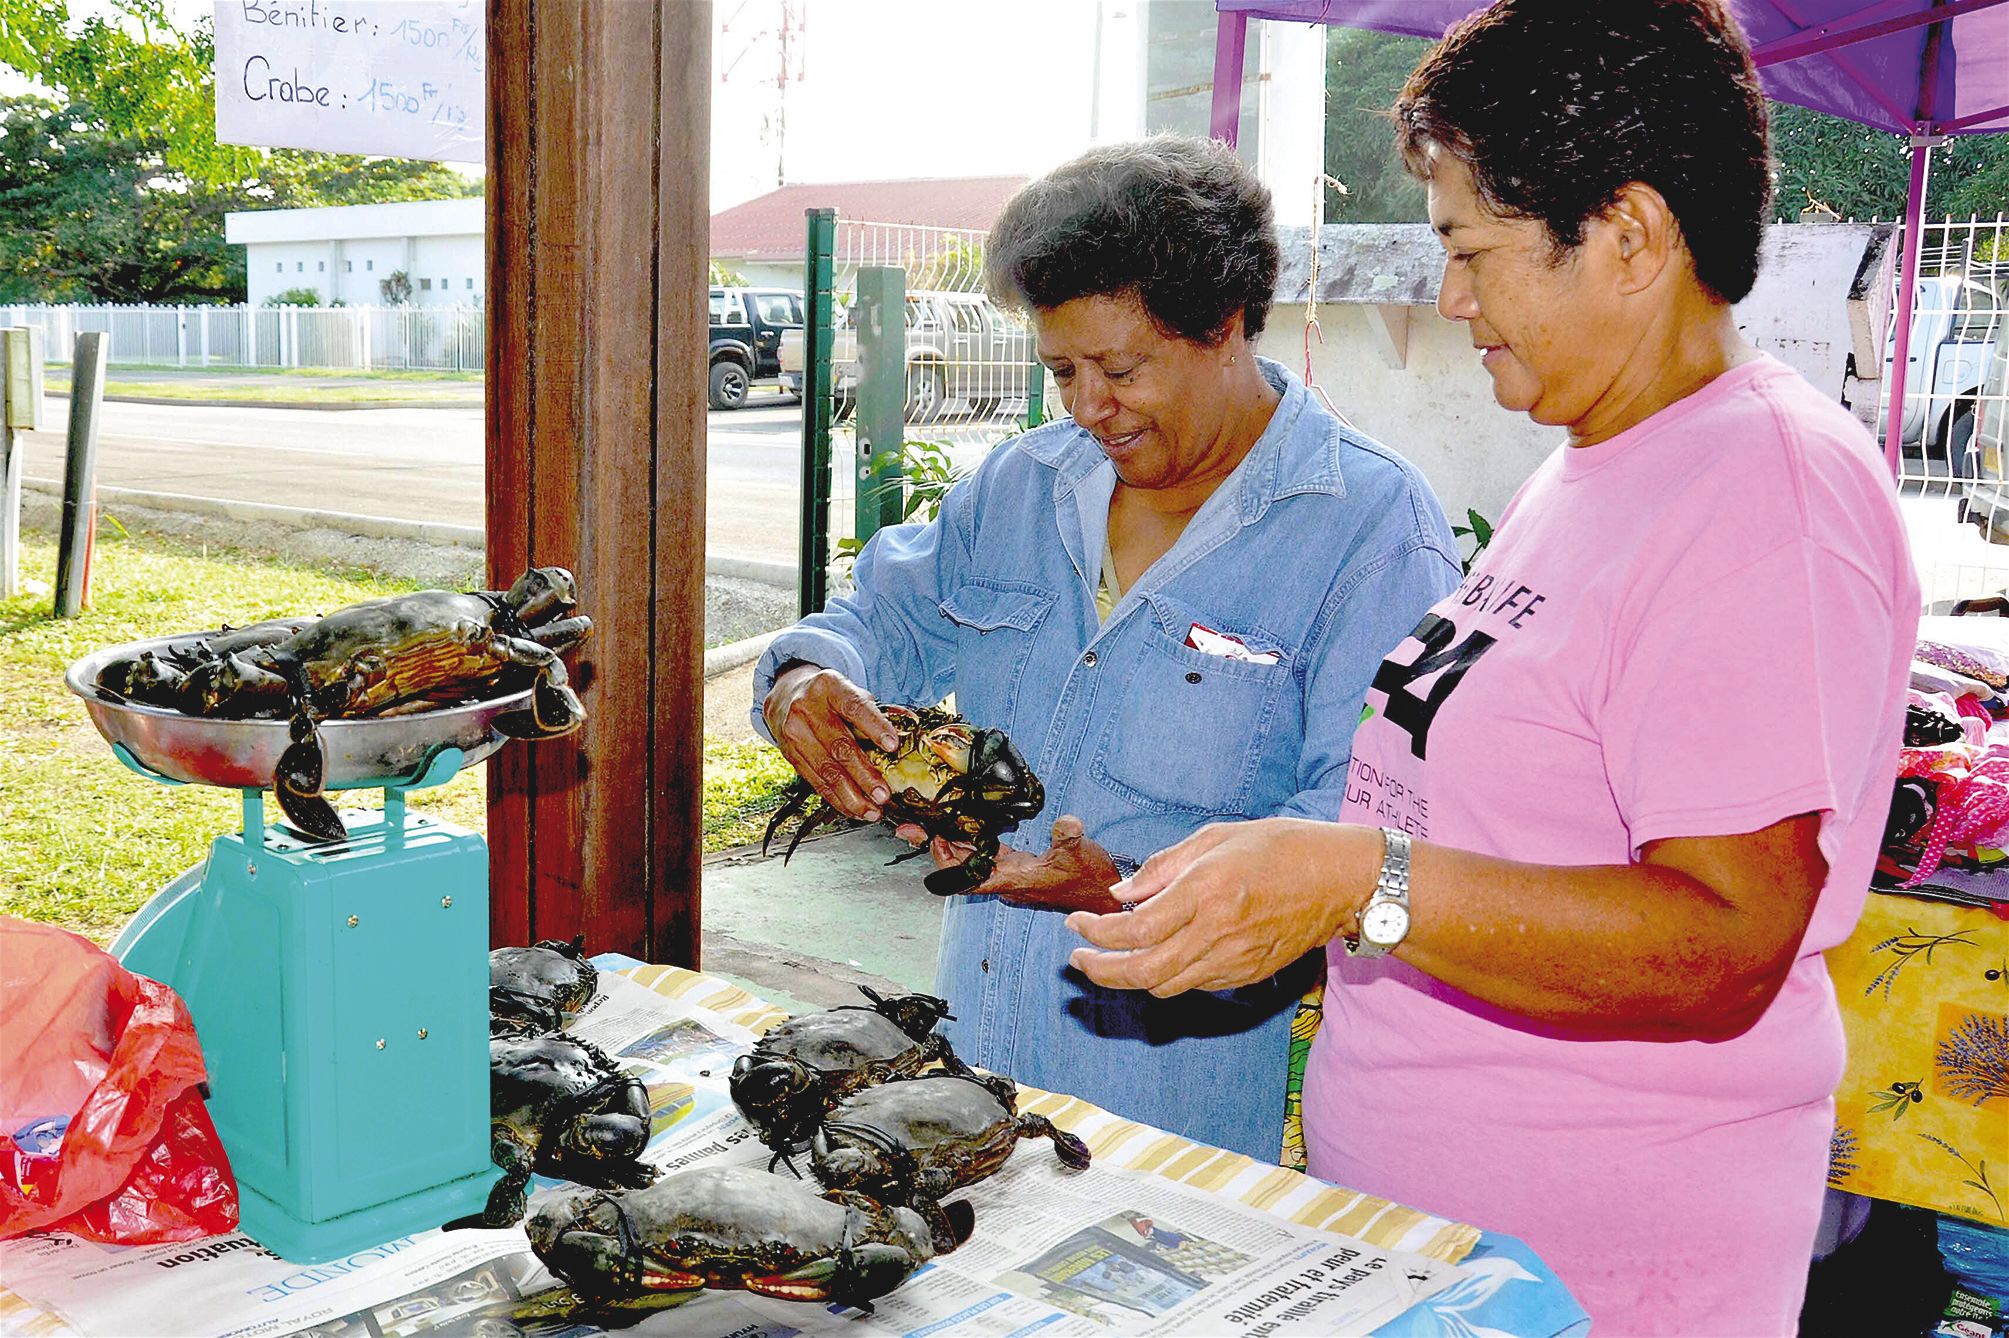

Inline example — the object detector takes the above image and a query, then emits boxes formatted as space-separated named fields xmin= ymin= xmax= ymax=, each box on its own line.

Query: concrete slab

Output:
xmin=700 ymin=824 xmax=944 ymax=1015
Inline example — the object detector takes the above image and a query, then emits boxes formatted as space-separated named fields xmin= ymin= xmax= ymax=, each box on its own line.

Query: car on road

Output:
xmin=710 ymin=286 xmax=804 ymax=411
xmin=1955 ymin=335 xmax=2009 ymax=543
xmin=1884 ymin=272 xmax=2004 ymax=477
xmin=777 ymin=290 xmax=1032 ymax=422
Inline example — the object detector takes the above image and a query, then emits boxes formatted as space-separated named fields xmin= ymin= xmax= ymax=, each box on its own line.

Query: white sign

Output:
xmin=213 ymin=0 xmax=484 ymax=164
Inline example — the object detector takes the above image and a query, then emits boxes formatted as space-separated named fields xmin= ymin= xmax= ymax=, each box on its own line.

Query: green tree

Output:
xmin=0 ymin=95 xmax=242 ymax=302
xmin=1322 ymin=28 xmax=1430 ymax=223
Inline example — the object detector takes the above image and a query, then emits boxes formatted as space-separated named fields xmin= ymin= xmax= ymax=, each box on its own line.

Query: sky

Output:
xmin=711 ymin=0 xmax=1107 ymax=209
xmin=3 ymin=0 xmax=1117 ymax=208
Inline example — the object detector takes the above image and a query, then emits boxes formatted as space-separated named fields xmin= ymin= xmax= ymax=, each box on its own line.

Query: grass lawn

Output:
xmin=0 ymin=532 xmax=793 ymax=945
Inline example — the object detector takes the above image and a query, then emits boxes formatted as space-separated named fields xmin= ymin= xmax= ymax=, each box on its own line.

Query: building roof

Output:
xmin=710 ymin=177 xmax=1029 ymax=261
xmin=225 ymin=198 xmax=484 ymax=245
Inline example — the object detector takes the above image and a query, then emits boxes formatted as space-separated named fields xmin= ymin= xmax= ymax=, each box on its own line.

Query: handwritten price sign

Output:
xmin=213 ymin=0 xmax=483 ymax=163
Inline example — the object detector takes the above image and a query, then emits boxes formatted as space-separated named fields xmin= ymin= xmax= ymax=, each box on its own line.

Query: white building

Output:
xmin=226 ymin=199 xmax=484 ymax=307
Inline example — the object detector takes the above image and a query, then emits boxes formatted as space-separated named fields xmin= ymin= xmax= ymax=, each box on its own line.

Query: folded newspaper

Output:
xmin=0 ymin=965 xmax=1481 ymax=1338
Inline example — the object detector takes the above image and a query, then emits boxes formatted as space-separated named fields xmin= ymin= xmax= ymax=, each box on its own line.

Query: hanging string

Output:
xmin=1304 ymin=171 xmax=1355 ymax=428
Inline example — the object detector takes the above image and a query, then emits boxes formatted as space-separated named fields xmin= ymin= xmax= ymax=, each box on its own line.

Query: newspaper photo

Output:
xmin=0 ymin=969 xmax=1460 ymax=1337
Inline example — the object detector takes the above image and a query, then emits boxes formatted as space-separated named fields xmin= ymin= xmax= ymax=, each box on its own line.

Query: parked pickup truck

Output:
xmin=710 ymin=286 xmax=803 ymax=410
xmin=1882 ymin=273 xmax=2004 ymax=474
xmin=778 ymin=290 xmax=1031 ymax=422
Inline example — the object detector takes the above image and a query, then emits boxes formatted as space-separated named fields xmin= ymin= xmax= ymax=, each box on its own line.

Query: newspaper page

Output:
xmin=0 ymin=970 xmax=1458 ymax=1337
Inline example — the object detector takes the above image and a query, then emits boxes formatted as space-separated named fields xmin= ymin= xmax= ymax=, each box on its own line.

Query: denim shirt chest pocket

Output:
xmin=1091 ymin=592 xmax=1293 ymax=816
xmin=937 ymin=579 xmax=1057 ymax=726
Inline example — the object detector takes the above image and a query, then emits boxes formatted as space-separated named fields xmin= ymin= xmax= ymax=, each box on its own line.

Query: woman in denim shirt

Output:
xmin=753 ymin=136 xmax=1459 ymax=1161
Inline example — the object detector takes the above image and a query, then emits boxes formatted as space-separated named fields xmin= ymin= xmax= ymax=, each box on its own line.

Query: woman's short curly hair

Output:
xmin=1393 ymin=0 xmax=1771 ymax=304
xmin=984 ymin=134 xmax=1279 ymax=344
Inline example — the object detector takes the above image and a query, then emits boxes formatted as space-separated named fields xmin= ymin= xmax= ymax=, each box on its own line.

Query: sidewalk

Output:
xmin=46 ymin=366 xmax=486 ymax=409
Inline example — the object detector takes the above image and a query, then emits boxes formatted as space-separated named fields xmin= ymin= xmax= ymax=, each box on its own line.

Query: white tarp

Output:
xmin=212 ymin=1 xmax=482 ymax=164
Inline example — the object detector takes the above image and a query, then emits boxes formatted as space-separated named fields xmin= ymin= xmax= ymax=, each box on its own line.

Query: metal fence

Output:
xmin=1885 ymin=215 xmax=2009 ymax=611
xmin=0 ymin=303 xmax=486 ymax=372
xmin=799 ymin=218 xmax=1051 ymax=609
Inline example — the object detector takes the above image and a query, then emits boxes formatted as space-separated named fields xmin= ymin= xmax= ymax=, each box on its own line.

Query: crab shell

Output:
xmin=810 ymin=1073 xmax=1090 ymax=1204
xmin=729 ymin=1004 xmax=950 ymax=1153
xmin=489 ymin=937 xmax=598 ymax=1037
xmin=491 ymin=1036 xmax=653 ymax=1188
xmin=525 ymin=1166 xmax=940 ymax=1307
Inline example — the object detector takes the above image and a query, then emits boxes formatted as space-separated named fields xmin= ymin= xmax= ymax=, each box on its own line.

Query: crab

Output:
xmin=810 ymin=1070 xmax=1091 ymax=1205
xmin=764 ymin=704 xmax=1045 ymax=895
xmin=729 ymin=986 xmax=965 ymax=1168
xmin=95 ymin=568 xmax=591 ymax=843
xmin=489 ymin=936 xmax=599 ymax=1037
xmin=445 ymin=1034 xmax=657 ymax=1231
xmin=525 ymin=1164 xmax=973 ymax=1316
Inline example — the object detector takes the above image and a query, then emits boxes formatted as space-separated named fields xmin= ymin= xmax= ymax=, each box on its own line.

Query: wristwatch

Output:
xmin=1343 ymin=828 xmax=1413 ymax=958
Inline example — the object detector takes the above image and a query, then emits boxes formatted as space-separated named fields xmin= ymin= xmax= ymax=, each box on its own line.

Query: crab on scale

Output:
xmin=92 ymin=567 xmax=590 ymax=843
xmin=764 ymin=703 xmax=1045 ymax=895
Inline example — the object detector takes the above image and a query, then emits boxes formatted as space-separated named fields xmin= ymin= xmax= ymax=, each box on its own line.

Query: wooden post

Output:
xmin=486 ymin=0 xmax=710 ymax=964
xmin=54 ymin=331 xmax=108 ymax=617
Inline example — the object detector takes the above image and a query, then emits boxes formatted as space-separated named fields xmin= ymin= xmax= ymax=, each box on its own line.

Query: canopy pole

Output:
xmin=1882 ymin=137 xmax=1935 ymax=476
xmin=1210 ymin=9 xmax=1248 ymax=146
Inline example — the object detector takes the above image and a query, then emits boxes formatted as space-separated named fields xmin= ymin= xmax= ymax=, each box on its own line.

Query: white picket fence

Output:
xmin=0 ymin=303 xmax=485 ymax=372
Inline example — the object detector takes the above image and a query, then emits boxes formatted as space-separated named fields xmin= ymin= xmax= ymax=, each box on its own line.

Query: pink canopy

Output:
xmin=1210 ymin=0 xmax=2009 ymax=467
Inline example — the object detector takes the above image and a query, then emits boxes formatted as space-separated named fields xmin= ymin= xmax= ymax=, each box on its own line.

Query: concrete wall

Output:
xmin=1269 ymin=222 xmax=1895 ymax=530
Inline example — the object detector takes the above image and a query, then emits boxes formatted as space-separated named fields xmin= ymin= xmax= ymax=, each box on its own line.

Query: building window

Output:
xmin=419 ymin=278 xmax=432 ymax=290
xmin=318 ymin=260 xmax=325 ymax=272
xmin=275 ymin=262 xmax=283 ymax=273
xmin=367 ymin=260 xmax=375 ymax=271
xmin=438 ymin=278 xmax=446 ymax=290
xmin=346 ymin=261 xmax=353 ymax=273
xmin=296 ymin=261 xmax=304 ymax=272
xmin=465 ymin=277 xmax=474 ymax=289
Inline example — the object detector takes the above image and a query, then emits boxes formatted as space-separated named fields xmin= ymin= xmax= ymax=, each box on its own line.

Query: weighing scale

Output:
xmin=68 ymin=637 xmax=509 ymax=1264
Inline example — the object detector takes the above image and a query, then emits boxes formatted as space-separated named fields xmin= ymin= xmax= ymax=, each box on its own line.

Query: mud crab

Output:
xmin=94 ymin=567 xmax=590 ymax=842
xmin=764 ymin=704 xmax=1045 ymax=895
xmin=730 ymin=986 xmax=964 ymax=1167
xmin=525 ymin=1164 xmax=973 ymax=1315
xmin=489 ymin=936 xmax=599 ymax=1037
xmin=446 ymin=1034 xmax=656 ymax=1230
xmin=811 ymin=1070 xmax=1092 ymax=1204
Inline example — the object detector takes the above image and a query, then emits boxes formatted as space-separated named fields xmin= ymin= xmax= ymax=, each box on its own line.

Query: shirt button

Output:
xmin=1082 ymin=651 xmax=1099 ymax=667
xmin=1185 ymin=671 xmax=1202 ymax=684
xmin=981 ymin=958 xmax=991 ymax=973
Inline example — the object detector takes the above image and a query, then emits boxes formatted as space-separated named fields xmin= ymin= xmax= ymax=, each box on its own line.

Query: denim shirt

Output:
xmin=752 ymin=359 xmax=1459 ymax=1160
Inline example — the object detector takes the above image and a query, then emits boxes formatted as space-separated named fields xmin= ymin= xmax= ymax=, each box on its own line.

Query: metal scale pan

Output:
xmin=67 ymin=634 xmax=527 ymax=790
xmin=68 ymin=637 xmax=507 ymax=1263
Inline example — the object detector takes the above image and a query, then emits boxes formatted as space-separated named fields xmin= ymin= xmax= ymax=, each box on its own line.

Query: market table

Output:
xmin=1825 ymin=890 xmax=2009 ymax=1227
xmin=0 ymin=961 xmax=1589 ymax=1337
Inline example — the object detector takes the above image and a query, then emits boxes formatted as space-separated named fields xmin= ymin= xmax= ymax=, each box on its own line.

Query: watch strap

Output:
xmin=1344 ymin=827 xmax=1413 ymax=958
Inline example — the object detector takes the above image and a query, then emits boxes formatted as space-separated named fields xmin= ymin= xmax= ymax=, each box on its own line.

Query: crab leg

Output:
xmin=274 ymin=713 xmax=348 ymax=843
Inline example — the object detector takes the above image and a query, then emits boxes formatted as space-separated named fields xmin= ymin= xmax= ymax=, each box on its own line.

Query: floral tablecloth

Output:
xmin=1825 ymin=891 xmax=2009 ymax=1226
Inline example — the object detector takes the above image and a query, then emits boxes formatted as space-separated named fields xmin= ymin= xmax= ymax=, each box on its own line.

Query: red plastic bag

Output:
xmin=0 ymin=916 xmax=238 ymax=1243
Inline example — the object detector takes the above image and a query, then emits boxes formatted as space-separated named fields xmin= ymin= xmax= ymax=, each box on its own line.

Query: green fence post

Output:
xmin=799 ymin=208 xmax=837 ymax=617
xmin=854 ymin=265 xmax=907 ymax=544
xmin=1024 ymin=356 xmax=1047 ymax=429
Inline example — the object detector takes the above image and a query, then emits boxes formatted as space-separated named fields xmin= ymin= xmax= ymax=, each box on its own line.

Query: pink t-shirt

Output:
xmin=1307 ymin=356 xmax=1919 ymax=1336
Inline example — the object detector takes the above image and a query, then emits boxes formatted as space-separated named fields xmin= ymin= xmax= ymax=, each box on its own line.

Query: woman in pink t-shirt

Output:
xmin=1067 ymin=3 xmax=1918 ymax=1334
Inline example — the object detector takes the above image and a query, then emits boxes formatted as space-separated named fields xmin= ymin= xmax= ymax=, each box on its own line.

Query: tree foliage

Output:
xmin=1324 ymin=27 xmax=2009 ymax=228
xmin=0 ymin=1 xmax=481 ymax=302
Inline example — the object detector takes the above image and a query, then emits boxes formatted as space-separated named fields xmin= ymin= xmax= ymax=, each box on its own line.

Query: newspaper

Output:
xmin=0 ymin=971 xmax=1458 ymax=1338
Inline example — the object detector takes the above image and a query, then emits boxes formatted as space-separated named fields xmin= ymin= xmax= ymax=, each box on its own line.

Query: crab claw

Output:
xmin=1019 ymin=1114 xmax=1092 ymax=1171
xmin=275 ymin=714 xmax=347 ymax=843
xmin=923 ymin=848 xmax=993 ymax=897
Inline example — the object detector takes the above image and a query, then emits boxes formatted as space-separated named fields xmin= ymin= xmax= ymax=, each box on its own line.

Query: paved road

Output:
xmin=13 ymin=392 xmax=818 ymax=564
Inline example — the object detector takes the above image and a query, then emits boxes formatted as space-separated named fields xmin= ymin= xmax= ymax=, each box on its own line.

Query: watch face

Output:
xmin=1361 ymin=900 xmax=1410 ymax=947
